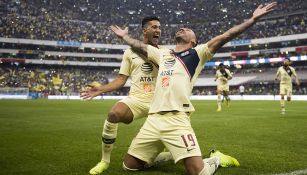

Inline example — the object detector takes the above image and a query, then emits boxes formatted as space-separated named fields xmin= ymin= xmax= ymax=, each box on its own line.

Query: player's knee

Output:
xmin=107 ymin=111 xmax=122 ymax=123
xmin=122 ymin=155 xmax=145 ymax=171
xmin=122 ymin=161 xmax=141 ymax=171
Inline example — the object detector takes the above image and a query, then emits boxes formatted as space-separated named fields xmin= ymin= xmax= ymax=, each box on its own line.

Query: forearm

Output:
xmin=222 ymin=17 xmax=256 ymax=45
xmin=122 ymin=35 xmax=148 ymax=56
xmin=208 ymin=17 xmax=257 ymax=54
xmin=97 ymin=76 xmax=127 ymax=93
xmin=98 ymin=82 xmax=123 ymax=94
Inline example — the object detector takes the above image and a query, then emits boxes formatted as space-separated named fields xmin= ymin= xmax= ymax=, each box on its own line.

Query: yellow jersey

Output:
xmin=276 ymin=66 xmax=297 ymax=85
xmin=119 ymin=48 xmax=159 ymax=102
xmin=146 ymin=43 xmax=213 ymax=113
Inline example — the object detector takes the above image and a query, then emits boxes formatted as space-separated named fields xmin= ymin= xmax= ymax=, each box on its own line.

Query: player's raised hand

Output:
xmin=110 ymin=25 xmax=128 ymax=39
xmin=252 ymin=2 xmax=277 ymax=20
xmin=80 ymin=82 xmax=103 ymax=100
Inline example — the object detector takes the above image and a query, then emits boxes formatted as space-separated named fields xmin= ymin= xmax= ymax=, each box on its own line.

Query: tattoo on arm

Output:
xmin=209 ymin=18 xmax=256 ymax=54
xmin=224 ymin=18 xmax=256 ymax=43
xmin=123 ymin=35 xmax=148 ymax=57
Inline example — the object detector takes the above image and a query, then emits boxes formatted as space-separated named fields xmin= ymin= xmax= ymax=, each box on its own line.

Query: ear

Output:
xmin=191 ymin=40 xmax=197 ymax=47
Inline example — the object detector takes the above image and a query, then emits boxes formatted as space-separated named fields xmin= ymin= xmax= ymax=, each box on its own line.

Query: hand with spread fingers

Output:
xmin=252 ymin=2 xmax=277 ymax=20
xmin=80 ymin=82 xmax=103 ymax=100
xmin=110 ymin=25 xmax=129 ymax=39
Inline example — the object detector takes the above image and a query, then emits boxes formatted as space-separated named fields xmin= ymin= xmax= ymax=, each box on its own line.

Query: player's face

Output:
xmin=283 ymin=59 xmax=291 ymax=66
xmin=220 ymin=65 xmax=225 ymax=71
xmin=175 ymin=28 xmax=197 ymax=46
xmin=143 ymin=20 xmax=161 ymax=46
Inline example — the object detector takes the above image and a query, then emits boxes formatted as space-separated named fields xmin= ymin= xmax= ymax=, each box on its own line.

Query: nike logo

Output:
xmin=132 ymin=57 xmax=138 ymax=59
xmin=187 ymin=148 xmax=195 ymax=152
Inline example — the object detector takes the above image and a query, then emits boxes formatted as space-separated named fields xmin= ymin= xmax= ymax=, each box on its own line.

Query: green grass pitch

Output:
xmin=0 ymin=99 xmax=307 ymax=175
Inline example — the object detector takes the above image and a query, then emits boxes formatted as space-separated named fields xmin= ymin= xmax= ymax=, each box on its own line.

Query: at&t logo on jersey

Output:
xmin=141 ymin=62 xmax=153 ymax=74
xmin=140 ymin=62 xmax=155 ymax=83
xmin=164 ymin=58 xmax=176 ymax=69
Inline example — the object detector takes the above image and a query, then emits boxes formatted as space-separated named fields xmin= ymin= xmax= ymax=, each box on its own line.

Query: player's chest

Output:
xmin=129 ymin=54 xmax=147 ymax=66
xmin=130 ymin=55 xmax=158 ymax=75
xmin=158 ymin=58 xmax=191 ymax=78
xmin=281 ymin=70 xmax=291 ymax=77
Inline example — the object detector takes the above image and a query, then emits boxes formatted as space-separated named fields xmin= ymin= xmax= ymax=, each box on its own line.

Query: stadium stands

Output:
xmin=1 ymin=0 xmax=306 ymax=43
xmin=1 ymin=0 xmax=307 ymax=97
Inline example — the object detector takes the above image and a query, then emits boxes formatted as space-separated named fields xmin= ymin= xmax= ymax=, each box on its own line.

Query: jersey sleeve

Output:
xmin=118 ymin=49 xmax=131 ymax=76
xmin=194 ymin=43 xmax=214 ymax=63
xmin=147 ymin=45 xmax=161 ymax=65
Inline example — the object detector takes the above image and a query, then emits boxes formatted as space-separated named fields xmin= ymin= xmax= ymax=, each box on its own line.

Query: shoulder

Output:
xmin=159 ymin=47 xmax=171 ymax=54
xmin=123 ymin=48 xmax=133 ymax=54
xmin=194 ymin=43 xmax=213 ymax=58
xmin=123 ymin=48 xmax=133 ymax=57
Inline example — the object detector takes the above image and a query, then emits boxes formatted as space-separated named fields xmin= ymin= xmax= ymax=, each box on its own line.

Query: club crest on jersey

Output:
xmin=162 ymin=76 xmax=170 ymax=88
xmin=141 ymin=62 xmax=153 ymax=74
xmin=164 ymin=59 xmax=176 ymax=69
xmin=143 ymin=84 xmax=153 ymax=92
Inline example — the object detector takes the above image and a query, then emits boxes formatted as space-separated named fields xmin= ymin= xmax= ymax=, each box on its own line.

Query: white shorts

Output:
xmin=217 ymin=84 xmax=229 ymax=92
xmin=127 ymin=112 xmax=202 ymax=164
xmin=118 ymin=96 xmax=150 ymax=120
xmin=280 ymin=84 xmax=292 ymax=97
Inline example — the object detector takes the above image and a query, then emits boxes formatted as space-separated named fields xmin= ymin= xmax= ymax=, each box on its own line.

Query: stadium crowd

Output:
xmin=0 ymin=64 xmax=114 ymax=95
xmin=1 ymin=0 xmax=306 ymax=44
xmin=1 ymin=63 xmax=306 ymax=96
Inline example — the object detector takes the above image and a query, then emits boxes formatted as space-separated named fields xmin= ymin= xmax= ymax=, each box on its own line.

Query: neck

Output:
xmin=143 ymin=38 xmax=148 ymax=45
xmin=174 ymin=42 xmax=193 ymax=52
xmin=143 ymin=38 xmax=158 ymax=48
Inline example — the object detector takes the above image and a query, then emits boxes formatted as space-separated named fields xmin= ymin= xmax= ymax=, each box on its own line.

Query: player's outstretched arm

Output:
xmin=207 ymin=2 xmax=277 ymax=54
xmin=110 ymin=25 xmax=148 ymax=57
xmin=80 ymin=74 xmax=128 ymax=100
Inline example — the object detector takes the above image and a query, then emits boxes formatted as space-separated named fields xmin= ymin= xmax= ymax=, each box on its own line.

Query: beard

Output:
xmin=175 ymin=35 xmax=187 ymax=44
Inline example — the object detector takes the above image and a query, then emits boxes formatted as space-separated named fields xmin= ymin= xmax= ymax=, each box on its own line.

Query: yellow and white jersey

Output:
xmin=215 ymin=68 xmax=232 ymax=86
xmin=276 ymin=66 xmax=297 ymax=85
xmin=147 ymin=43 xmax=213 ymax=113
xmin=119 ymin=48 xmax=159 ymax=102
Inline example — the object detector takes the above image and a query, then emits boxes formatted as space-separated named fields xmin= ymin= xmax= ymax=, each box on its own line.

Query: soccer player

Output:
xmin=111 ymin=2 xmax=276 ymax=174
xmin=214 ymin=63 xmax=232 ymax=111
xmin=275 ymin=58 xmax=300 ymax=114
xmin=81 ymin=16 xmax=172 ymax=174
xmin=239 ymin=84 xmax=245 ymax=100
